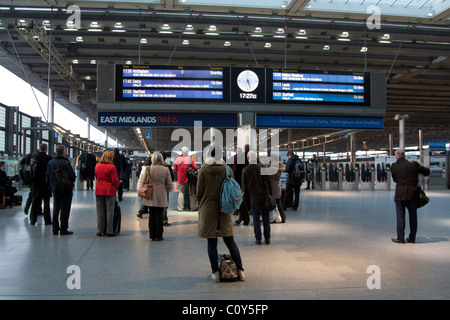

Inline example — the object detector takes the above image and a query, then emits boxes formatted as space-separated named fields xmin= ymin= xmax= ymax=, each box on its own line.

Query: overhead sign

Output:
xmin=256 ymin=114 xmax=384 ymax=129
xmin=114 ymin=65 xmax=374 ymax=108
xmin=116 ymin=65 xmax=230 ymax=102
xmin=428 ymin=142 xmax=447 ymax=150
xmin=98 ymin=112 xmax=238 ymax=127
xmin=266 ymin=68 xmax=370 ymax=106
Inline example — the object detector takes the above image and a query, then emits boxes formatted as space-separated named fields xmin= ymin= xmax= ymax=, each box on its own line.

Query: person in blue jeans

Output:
xmin=242 ymin=150 xmax=271 ymax=245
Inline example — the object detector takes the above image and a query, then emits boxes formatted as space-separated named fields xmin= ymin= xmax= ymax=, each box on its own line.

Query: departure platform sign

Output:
xmin=114 ymin=65 xmax=373 ymax=107
xmin=116 ymin=65 xmax=230 ymax=102
xmin=266 ymin=69 xmax=370 ymax=106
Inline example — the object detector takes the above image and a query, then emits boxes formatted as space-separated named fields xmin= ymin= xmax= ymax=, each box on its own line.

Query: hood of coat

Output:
xmin=201 ymin=157 xmax=226 ymax=174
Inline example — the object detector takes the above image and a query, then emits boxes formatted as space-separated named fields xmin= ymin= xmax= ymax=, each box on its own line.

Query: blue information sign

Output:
xmin=256 ymin=114 xmax=383 ymax=129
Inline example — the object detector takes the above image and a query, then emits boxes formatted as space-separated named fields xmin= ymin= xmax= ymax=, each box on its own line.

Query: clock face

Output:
xmin=237 ymin=70 xmax=259 ymax=92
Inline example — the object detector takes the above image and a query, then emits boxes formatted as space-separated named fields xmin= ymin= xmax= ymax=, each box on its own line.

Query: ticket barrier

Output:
xmin=316 ymin=162 xmax=393 ymax=191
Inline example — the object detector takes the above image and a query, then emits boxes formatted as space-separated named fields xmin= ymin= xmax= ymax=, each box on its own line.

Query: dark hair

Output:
xmin=55 ymin=144 xmax=65 ymax=156
xmin=39 ymin=143 xmax=47 ymax=152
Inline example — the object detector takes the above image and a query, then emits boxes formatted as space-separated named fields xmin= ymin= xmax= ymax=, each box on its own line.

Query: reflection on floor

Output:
xmin=1 ymin=188 xmax=450 ymax=300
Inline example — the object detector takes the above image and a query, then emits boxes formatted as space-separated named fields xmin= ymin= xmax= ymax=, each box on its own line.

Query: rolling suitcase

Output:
xmin=113 ymin=200 xmax=121 ymax=234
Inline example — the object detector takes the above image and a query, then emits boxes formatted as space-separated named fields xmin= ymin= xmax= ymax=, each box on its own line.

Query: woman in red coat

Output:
xmin=95 ymin=150 xmax=122 ymax=236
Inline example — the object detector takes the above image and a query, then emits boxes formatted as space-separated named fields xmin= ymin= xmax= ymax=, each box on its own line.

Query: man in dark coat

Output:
xmin=46 ymin=144 xmax=76 ymax=235
xmin=242 ymin=150 xmax=271 ymax=245
xmin=283 ymin=150 xmax=303 ymax=211
xmin=30 ymin=143 xmax=52 ymax=226
xmin=391 ymin=149 xmax=430 ymax=244
xmin=232 ymin=144 xmax=250 ymax=225
xmin=113 ymin=148 xmax=126 ymax=201
xmin=79 ymin=152 xmax=97 ymax=190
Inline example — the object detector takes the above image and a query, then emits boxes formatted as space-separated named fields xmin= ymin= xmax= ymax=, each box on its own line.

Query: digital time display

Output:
xmin=267 ymin=69 xmax=370 ymax=106
xmin=116 ymin=65 xmax=230 ymax=102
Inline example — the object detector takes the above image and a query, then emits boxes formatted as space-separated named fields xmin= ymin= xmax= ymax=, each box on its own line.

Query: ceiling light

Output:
xmin=182 ymin=39 xmax=190 ymax=45
xmin=112 ymin=29 xmax=126 ymax=32
xmin=88 ymin=28 xmax=102 ymax=32
xmin=276 ymin=28 xmax=284 ymax=34
xmin=264 ymin=43 xmax=272 ymax=48
xmin=162 ymin=23 xmax=170 ymax=30
xmin=382 ymin=34 xmax=390 ymax=39
xmin=140 ymin=38 xmax=148 ymax=44
xmin=360 ymin=46 xmax=368 ymax=52
xmin=224 ymin=41 xmax=231 ymax=46
xmin=90 ymin=60 xmax=97 ymax=64
xmin=254 ymin=27 xmax=262 ymax=33
xmin=295 ymin=36 xmax=308 ymax=39
xmin=323 ymin=45 xmax=330 ymax=50
xmin=126 ymin=60 xmax=132 ymax=65
xmin=209 ymin=25 xmax=217 ymax=31
xmin=427 ymin=10 xmax=435 ymax=17
xmin=114 ymin=22 xmax=123 ymax=28
xmin=72 ymin=59 xmax=79 ymax=64
xmin=76 ymin=36 xmax=83 ymax=42
xmin=184 ymin=24 xmax=195 ymax=34
xmin=298 ymin=29 xmax=306 ymax=35
xmin=91 ymin=21 xmax=99 ymax=27
xmin=85 ymin=76 xmax=91 ymax=80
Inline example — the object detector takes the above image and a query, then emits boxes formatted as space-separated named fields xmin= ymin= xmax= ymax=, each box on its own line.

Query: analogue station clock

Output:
xmin=237 ymin=69 xmax=260 ymax=92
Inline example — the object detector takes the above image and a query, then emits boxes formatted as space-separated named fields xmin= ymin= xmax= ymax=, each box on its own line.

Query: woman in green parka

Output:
xmin=196 ymin=146 xmax=245 ymax=282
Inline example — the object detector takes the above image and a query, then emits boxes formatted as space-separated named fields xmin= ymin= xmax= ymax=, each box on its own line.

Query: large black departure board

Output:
xmin=116 ymin=65 xmax=230 ymax=102
xmin=114 ymin=65 xmax=374 ymax=107
xmin=266 ymin=69 xmax=370 ymax=106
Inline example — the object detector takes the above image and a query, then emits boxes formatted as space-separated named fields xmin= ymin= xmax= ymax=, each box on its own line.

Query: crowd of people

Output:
xmin=6 ymin=143 xmax=430 ymax=281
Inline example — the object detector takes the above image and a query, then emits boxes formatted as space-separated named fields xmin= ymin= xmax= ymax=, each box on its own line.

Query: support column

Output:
xmin=419 ymin=129 xmax=423 ymax=165
xmin=104 ymin=129 xmax=108 ymax=148
xmin=86 ymin=116 xmax=90 ymax=140
xmin=48 ymin=88 xmax=54 ymax=123
xmin=395 ymin=114 xmax=409 ymax=150
xmin=350 ymin=133 xmax=356 ymax=164
xmin=389 ymin=134 xmax=393 ymax=156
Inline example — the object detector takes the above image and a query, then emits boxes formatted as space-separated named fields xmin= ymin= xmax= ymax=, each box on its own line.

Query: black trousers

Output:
xmin=52 ymin=192 xmax=73 ymax=234
xmin=148 ymin=206 xmax=164 ymax=240
xmin=30 ymin=183 xmax=51 ymax=225
xmin=395 ymin=200 xmax=418 ymax=241
xmin=237 ymin=201 xmax=250 ymax=224
xmin=283 ymin=183 xmax=300 ymax=210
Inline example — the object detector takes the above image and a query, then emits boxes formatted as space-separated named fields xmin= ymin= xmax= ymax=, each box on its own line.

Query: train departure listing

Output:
xmin=117 ymin=65 xmax=228 ymax=102
xmin=268 ymin=68 xmax=370 ymax=106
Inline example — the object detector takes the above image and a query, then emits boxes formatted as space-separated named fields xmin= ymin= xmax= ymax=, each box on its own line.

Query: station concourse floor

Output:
xmin=1 ymin=187 xmax=450 ymax=300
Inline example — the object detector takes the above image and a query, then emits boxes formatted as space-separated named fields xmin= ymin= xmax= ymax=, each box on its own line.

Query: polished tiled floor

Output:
xmin=1 ymin=187 xmax=449 ymax=300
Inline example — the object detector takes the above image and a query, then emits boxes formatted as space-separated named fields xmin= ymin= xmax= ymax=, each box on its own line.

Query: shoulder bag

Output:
xmin=137 ymin=166 xmax=153 ymax=199
xmin=417 ymin=186 xmax=429 ymax=208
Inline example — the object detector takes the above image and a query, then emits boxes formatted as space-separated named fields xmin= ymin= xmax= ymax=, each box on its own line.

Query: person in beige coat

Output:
xmin=196 ymin=146 xmax=244 ymax=282
xmin=137 ymin=152 xmax=172 ymax=241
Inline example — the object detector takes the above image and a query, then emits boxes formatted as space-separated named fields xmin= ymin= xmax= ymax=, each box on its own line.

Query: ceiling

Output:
xmin=0 ymin=0 xmax=449 ymax=154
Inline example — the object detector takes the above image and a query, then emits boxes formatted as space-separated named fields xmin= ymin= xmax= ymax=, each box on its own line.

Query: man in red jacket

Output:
xmin=174 ymin=146 xmax=198 ymax=211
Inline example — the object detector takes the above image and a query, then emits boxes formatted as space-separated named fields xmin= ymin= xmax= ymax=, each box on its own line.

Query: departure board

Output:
xmin=267 ymin=69 xmax=370 ymax=106
xmin=115 ymin=65 xmax=230 ymax=102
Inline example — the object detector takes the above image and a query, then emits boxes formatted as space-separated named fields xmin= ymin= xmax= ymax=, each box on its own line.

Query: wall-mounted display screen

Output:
xmin=116 ymin=65 xmax=230 ymax=102
xmin=111 ymin=65 xmax=378 ymax=110
xmin=266 ymin=69 xmax=371 ymax=106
